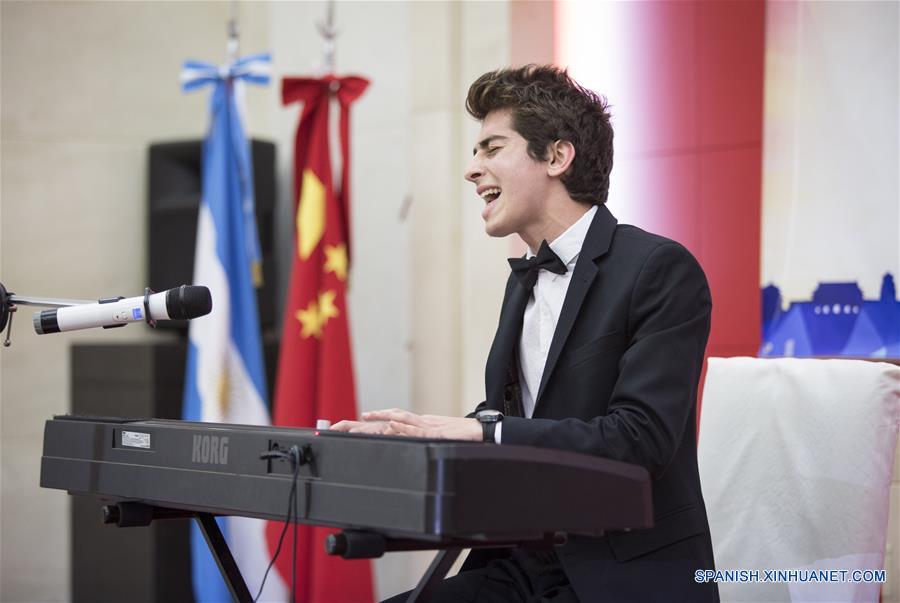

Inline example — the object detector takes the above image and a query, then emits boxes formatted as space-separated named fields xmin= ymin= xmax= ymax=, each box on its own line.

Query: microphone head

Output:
xmin=165 ymin=285 xmax=212 ymax=320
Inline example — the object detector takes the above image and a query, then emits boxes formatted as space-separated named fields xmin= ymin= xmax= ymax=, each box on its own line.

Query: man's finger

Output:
xmin=364 ymin=409 xmax=421 ymax=425
xmin=363 ymin=407 xmax=404 ymax=417
xmin=362 ymin=410 xmax=395 ymax=420
xmin=331 ymin=420 xmax=362 ymax=432
xmin=349 ymin=425 xmax=382 ymax=434
xmin=389 ymin=421 xmax=426 ymax=438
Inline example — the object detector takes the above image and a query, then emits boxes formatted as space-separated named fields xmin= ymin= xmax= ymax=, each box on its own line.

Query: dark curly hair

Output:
xmin=466 ymin=65 xmax=614 ymax=204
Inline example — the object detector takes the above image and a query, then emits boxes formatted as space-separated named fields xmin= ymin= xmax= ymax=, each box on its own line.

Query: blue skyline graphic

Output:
xmin=760 ymin=273 xmax=900 ymax=358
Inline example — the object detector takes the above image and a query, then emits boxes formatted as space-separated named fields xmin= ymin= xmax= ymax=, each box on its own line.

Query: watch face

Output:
xmin=477 ymin=410 xmax=503 ymax=423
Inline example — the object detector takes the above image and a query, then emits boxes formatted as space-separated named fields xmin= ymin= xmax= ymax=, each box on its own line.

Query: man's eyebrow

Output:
xmin=472 ymin=135 xmax=508 ymax=155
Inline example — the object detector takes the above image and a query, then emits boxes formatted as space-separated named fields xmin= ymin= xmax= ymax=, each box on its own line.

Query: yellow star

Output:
xmin=318 ymin=290 xmax=339 ymax=322
xmin=294 ymin=290 xmax=341 ymax=339
xmin=296 ymin=301 xmax=323 ymax=339
xmin=323 ymin=244 xmax=348 ymax=281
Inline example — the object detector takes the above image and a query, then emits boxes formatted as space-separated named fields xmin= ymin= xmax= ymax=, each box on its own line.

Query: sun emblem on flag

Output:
xmin=215 ymin=370 xmax=230 ymax=417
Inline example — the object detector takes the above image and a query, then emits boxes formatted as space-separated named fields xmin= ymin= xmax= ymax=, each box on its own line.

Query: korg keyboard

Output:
xmin=41 ymin=415 xmax=653 ymax=602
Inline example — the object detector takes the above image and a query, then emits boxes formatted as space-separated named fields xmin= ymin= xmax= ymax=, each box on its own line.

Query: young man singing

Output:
xmin=334 ymin=65 xmax=719 ymax=602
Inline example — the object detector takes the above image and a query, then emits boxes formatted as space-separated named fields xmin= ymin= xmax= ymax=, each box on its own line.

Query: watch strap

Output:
xmin=482 ymin=420 xmax=497 ymax=443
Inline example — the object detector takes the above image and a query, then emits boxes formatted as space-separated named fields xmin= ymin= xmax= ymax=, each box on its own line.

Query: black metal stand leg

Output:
xmin=195 ymin=513 xmax=254 ymax=603
xmin=405 ymin=547 xmax=463 ymax=603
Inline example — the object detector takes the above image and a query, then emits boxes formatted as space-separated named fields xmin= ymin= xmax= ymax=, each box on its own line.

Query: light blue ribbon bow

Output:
xmin=180 ymin=53 xmax=271 ymax=285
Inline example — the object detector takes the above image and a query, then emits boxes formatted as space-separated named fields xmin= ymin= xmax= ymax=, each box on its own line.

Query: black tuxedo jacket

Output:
xmin=465 ymin=205 xmax=719 ymax=601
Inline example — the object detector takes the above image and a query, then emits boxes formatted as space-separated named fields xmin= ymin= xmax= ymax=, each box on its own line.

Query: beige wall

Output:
xmin=1 ymin=1 xmax=517 ymax=601
xmin=1 ymin=3 xmax=267 ymax=601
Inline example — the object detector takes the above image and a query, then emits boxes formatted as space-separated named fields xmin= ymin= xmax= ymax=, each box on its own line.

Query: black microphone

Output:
xmin=33 ymin=285 xmax=212 ymax=335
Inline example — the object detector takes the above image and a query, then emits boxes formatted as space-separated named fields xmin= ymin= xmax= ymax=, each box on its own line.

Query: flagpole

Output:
xmin=227 ymin=0 xmax=239 ymax=62
xmin=316 ymin=0 xmax=337 ymax=76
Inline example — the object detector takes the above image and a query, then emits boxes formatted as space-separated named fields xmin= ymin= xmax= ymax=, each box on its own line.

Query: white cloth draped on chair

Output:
xmin=698 ymin=357 xmax=900 ymax=602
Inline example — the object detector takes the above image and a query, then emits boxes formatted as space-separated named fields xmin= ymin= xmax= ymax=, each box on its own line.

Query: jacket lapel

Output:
xmin=534 ymin=205 xmax=618 ymax=408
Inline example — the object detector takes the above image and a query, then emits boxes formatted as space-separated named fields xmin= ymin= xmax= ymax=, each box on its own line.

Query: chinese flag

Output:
xmin=267 ymin=75 xmax=373 ymax=602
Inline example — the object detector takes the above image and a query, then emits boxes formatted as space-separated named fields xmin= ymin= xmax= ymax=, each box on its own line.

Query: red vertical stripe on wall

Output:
xmin=696 ymin=1 xmax=765 ymax=364
xmin=550 ymin=0 xmax=766 ymax=412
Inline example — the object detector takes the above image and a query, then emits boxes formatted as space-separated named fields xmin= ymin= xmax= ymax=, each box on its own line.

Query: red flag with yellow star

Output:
xmin=267 ymin=75 xmax=372 ymax=602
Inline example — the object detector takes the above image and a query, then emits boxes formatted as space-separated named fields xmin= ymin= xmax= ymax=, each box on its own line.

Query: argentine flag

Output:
xmin=181 ymin=53 xmax=287 ymax=602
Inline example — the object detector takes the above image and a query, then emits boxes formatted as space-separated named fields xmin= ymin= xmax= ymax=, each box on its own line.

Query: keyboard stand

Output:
xmin=101 ymin=502 xmax=566 ymax=603
xmin=195 ymin=512 xmax=254 ymax=603
xmin=327 ymin=529 xmax=567 ymax=603
xmin=406 ymin=548 xmax=464 ymax=603
xmin=102 ymin=502 xmax=252 ymax=603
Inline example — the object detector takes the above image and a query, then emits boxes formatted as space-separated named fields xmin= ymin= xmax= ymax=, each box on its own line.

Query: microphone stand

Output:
xmin=0 ymin=282 xmax=93 ymax=348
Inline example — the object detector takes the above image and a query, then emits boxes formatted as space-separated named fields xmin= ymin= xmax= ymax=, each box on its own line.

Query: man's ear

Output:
xmin=546 ymin=140 xmax=576 ymax=178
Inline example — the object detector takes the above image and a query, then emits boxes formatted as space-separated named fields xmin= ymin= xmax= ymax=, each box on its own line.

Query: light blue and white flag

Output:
xmin=181 ymin=52 xmax=287 ymax=603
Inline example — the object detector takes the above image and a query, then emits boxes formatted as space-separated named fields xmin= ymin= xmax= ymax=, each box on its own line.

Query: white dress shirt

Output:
xmin=495 ymin=205 xmax=597 ymax=443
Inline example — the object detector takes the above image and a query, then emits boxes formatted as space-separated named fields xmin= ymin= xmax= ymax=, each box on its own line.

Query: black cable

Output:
xmin=291 ymin=446 xmax=300 ymax=603
xmin=253 ymin=448 xmax=300 ymax=603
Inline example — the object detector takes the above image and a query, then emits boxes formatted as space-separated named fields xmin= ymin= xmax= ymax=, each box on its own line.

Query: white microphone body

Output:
xmin=33 ymin=286 xmax=212 ymax=334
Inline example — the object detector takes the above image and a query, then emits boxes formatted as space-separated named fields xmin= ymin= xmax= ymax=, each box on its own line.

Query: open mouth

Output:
xmin=480 ymin=187 xmax=501 ymax=220
xmin=480 ymin=187 xmax=501 ymax=204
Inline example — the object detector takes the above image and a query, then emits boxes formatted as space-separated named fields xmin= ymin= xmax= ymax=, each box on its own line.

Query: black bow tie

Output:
xmin=508 ymin=240 xmax=567 ymax=290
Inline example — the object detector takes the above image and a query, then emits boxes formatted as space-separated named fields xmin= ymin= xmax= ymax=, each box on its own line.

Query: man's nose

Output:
xmin=464 ymin=159 xmax=483 ymax=183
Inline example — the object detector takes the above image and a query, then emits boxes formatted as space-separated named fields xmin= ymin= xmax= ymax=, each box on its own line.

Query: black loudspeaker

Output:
xmin=70 ymin=339 xmax=281 ymax=603
xmin=147 ymin=140 xmax=277 ymax=331
xmin=70 ymin=342 xmax=192 ymax=603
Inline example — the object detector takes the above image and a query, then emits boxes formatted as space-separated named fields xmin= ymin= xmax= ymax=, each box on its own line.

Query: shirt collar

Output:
xmin=527 ymin=205 xmax=598 ymax=266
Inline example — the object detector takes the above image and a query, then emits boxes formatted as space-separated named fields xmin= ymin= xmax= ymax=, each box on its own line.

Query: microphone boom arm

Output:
xmin=7 ymin=295 xmax=95 ymax=308
xmin=1 ymin=281 xmax=98 ymax=348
